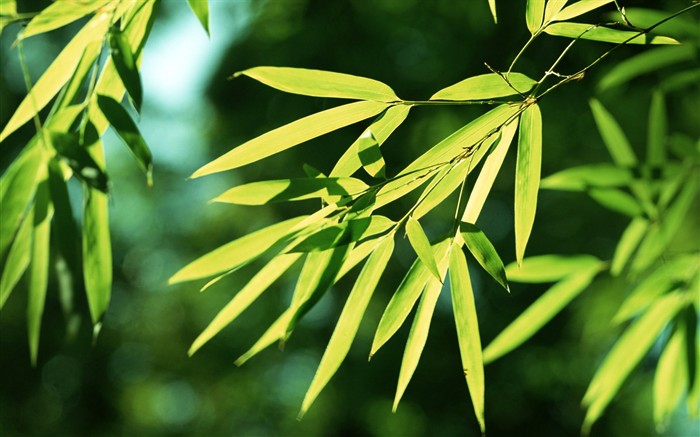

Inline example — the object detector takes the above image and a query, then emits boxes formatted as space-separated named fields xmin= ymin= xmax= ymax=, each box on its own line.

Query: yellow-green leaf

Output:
xmin=654 ymin=318 xmax=690 ymax=430
xmin=186 ymin=0 xmax=209 ymax=36
xmin=488 ymin=0 xmax=497 ymax=23
xmin=430 ymin=73 xmax=536 ymax=101
xmin=587 ymin=188 xmax=643 ymax=217
xmin=300 ymin=237 xmax=394 ymax=417
xmin=192 ymin=101 xmax=387 ymax=177
xmin=460 ymin=222 xmax=508 ymax=291
xmin=448 ymin=245 xmax=485 ymax=433
xmin=357 ymin=131 xmax=386 ymax=178
xmin=0 ymin=207 xmax=32 ymax=310
xmin=598 ymin=45 xmax=695 ymax=91
xmin=544 ymin=22 xmax=679 ymax=45
xmin=526 ymin=0 xmax=545 ymax=32
xmin=109 ymin=28 xmax=143 ymax=112
xmin=505 ymin=254 xmax=601 ymax=283
xmin=555 ymin=0 xmax=612 ymax=22
xmin=21 ymin=0 xmax=110 ymax=39
xmin=212 ymin=177 xmax=369 ymax=205
xmin=543 ymin=0 xmax=569 ymax=22
xmin=189 ymin=253 xmax=301 ymax=356
xmin=589 ymin=99 xmax=637 ymax=166
xmin=540 ymin=163 xmax=633 ymax=191
xmin=405 ymin=217 xmax=441 ymax=282
xmin=483 ymin=261 xmax=602 ymax=363
xmin=235 ymin=66 xmax=399 ymax=102
xmin=647 ymin=90 xmax=667 ymax=166
xmin=514 ymin=103 xmax=542 ymax=264
xmin=83 ymin=184 xmax=112 ymax=326
xmin=610 ymin=217 xmax=648 ymax=276
xmin=235 ymin=309 xmax=294 ymax=366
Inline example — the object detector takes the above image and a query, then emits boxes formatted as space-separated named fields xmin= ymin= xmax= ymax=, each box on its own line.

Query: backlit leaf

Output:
xmin=448 ymin=245 xmax=485 ymax=433
xmin=300 ymin=237 xmax=394 ymax=416
xmin=526 ymin=0 xmax=545 ymax=33
xmin=405 ymin=217 xmax=441 ymax=281
xmin=543 ymin=0 xmax=568 ymax=22
xmin=235 ymin=309 xmax=294 ymax=366
xmin=109 ymin=28 xmax=143 ymax=112
xmin=540 ymin=163 xmax=632 ymax=191
xmin=412 ymin=158 xmax=471 ymax=220
xmin=488 ymin=0 xmax=497 ymax=23
xmin=505 ymin=254 xmax=601 ymax=283
xmin=50 ymin=129 xmax=109 ymax=192
xmin=587 ymin=188 xmax=643 ymax=217
xmin=0 ymin=208 xmax=32 ymax=310
xmin=235 ymin=67 xmax=399 ymax=102
xmin=544 ymin=22 xmax=679 ymax=45
xmin=589 ymin=99 xmax=636 ymax=166
xmin=357 ymin=131 xmax=386 ymax=178
xmin=654 ymin=318 xmax=690 ymax=430
xmin=186 ymin=0 xmax=210 ymax=36
xmin=483 ymin=261 xmax=602 ymax=363
xmin=192 ymin=101 xmax=388 ymax=177
xmin=514 ymin=103 xmax=542 ymax=265
xmin=430 ymin=73 xmax=535 ymax=101
xmin=610 ymin=217 xmax=648 ymax=276
xmin=598 ymin=46 xmax=695 ymax=91
xmin=555 ymin=0 xmax=612 ymax=22
xmin=21 ymin=0 xmax=110 ymax=39
xmin=460 ymin=222 xmax=508 ymax=291
xmin=212 ymin=177 xmax=369 ymax=205
xmin=83 ymin=185 xmax=112 ymax=325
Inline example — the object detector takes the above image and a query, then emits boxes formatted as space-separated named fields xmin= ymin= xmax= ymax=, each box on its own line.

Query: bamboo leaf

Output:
xmin=212 ymin=177 xmax=369 ymax=205
xmin=540 ymin=163 xmax=633 ymax=191
xmin=647 ymin=90 xmax=667 ymax=167
xmin=462 ymin=119 xmax=518 ymax=223
xmin=589 ymin=99 xmax=637 ymax=166
xmin=357 ymin=131 xmax=386 ymax=178
xmin=21 ymin=0 xmax=110 ymax=39
xmin=544 ymin=22 xmax=679 ymax=45
xmin=235 ymin=66 xmax=399 ymax=102
xmin=83 ymin=184 xmax=112 ymax=326
xmin=488 ymin=0 xmax=497 ymax=23
xmin=406 ymin=217 xmax=441 ymax=282
xmin=189 ymin=253 xmax=301 ymax=356
xmin=331 ymin=105 xmax=410 ymax=177
xmin=430 ymin=73 xmax=536 ymax=101
xmin=514 ymin=103 xmax=542 ymax=265
xmin=0 ymin=13 xmax=110 ymax=142
xmin=598 ymin=45 xmax=695 ymax=91
xmin=654 ymin=318 xmax=690 ymax=431
xmin=505 ymin=254 xmax=601 ymax=283
xmin=50 ymin=129 xmax=109 ymax=193
xmin=186 ymin=0 xmax=210 ymax=36
xmin=483 ymin=262 xmax=602 ymax=364
xmin=192 ymin=101 xmax=388 ymax=177
xmin=582 ymin=293 xmax=687 ymax=434
xmin=300 ymin=237 xmax=394 ymax=417
xmin=109 ymin=28 xmax=143 ymax=112
xmin=169 ymin=216 xmax=307 ymax=284
xmin=235 ymin=309 xmax=294 ymax=366
xmin=371 ymin=240 xmax=451 ymax=358
xmin=289 ymin=216 xmax=394 ymax=253
xmin=543 ymin=0 xmax=569 ymax=22
xmin=460 ymin=222 xmax=508 ymax=291
xmin=610 ymin=217 xmax=648 ymax=276
xmin=448 ymin=245 xmax=485 ymax=433
xmin=526 ymin=0 xmax=545 ymax=33
xmin=0 ymin=208 xmax=32 ymax=310
xmin=587 ymin=188 xmax=643 ymax=217
xmin=412 ymin=158 xmax=471 ymax=220
xmin=97 ymin=95 xmax=153 ymax=186
xmin=555 ymin=0 xmax=613 ymax=22
xmin=28 ymin=179 xmax=53 ymax=366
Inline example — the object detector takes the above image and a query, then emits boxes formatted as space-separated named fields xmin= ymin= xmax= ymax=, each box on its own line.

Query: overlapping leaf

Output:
xmin=514 ymin=103 xmax=542 ymax=264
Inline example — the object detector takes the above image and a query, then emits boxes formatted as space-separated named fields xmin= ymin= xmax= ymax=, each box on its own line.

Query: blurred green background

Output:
xmin=1 ymin=0 xmax=698 ymax=435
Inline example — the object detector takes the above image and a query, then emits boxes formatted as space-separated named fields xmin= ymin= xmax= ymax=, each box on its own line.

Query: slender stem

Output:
xmin=399 ymin=99 xmax=508 ymax=106
xmin=507 ymin=32 xmax=539 ymax=77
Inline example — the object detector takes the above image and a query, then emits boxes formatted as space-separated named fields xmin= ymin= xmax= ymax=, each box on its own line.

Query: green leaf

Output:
xmin=483 ymin=261 xmax=602 ymax=363
xmin=0 ymin=13 xmax=110 ymax=143
xmin=526 ymin=0 xmax=545 ymax=33
xmin=613 ymin=254 xmax=697 ymax=324
xmin=589 ymin=99 xmax=637 ymax=166
xmin=331 ymin=105 xmax=410 ymax=177
xmin=514 ymin=103 xmax=542 ymax=265
xmin=0 ymin=144 xmax=47 ymax=259
xmin=448 ymin=245 xmax=485 ymax=433
xmin=21 ymin=0 xmax=110 ymax=39
xmin=97 ymin=95 xmax=153 ymax=186
xmin=186 ymin=0 xmax=210 ymax=36
xmin=50 ymin=129 xmax=109 ymax=193
xmin=661 ymin=69 xmax=700 ymax=93
xmin=582 ymin=292 xmax=687 ymax=434
xmin=56 ymin=40 xmax=103 ymax=108
xmin=505 ymin=254 xmax=601 ymax=283
xmin=604 ymin=8 xmax=700 ymax=39
xmin=555 ymin=0 xmax=613 ymax=22
xmin=192 ymin=101 xmax=388 ymax=177
xmin=234 ymin=67 xmax=399 ymax=102
xmin=598 ymin=45 xmax=695 ymax=91
xmin=28 ymin=179 xmax=53 ymax=366
xmin=430 ymin=73 xmax=536 ymax=101
xmin=540 ymin=163 xmax=633 ymax=191
xmin=462 ymin=119 xmax=518 ymax=223
xmin=0 ymin=208 xmax=32 ymax=310
xmin=300 ymin=237 xmax=394 ymax=417
xmin=647 ymin=90 xmax=667 ymax=167
xmin=488 ymin=0 xmax=497 ymax=23
xmin=412 ymin=157 xmax=471 ymax=220
xmin=189 ymin=253 xmax=301 ymax=356
xmin=610 ymin=217 xmax=648 ymax=276
xmin=357 ymin=131 xmax=386 ymax=178
xmin=109 ymin=28 xmax=143 ymax=112
xmin=169 ymin=216 xmax=307 ymax=284
xmin=235 ymin=309 xmax=294 ymax=366
xmin=405 ymin=217 xmax=441 ymax=282
xmin=289 ymin=216 xmax=394 ymax=253
xmin=1 ymin=0 xmax=17 ymax=16
xmin=212 ymin=177 xmax=369 ymax=205
xmin=371 ymin=239 xmax=451 ymax=358
xmin=394 ymin=263 xmax=447 ymax=411
xmin=83 ymin=184 xmax=112 ymax=326
xmin=543 ymin=0 xmax=569 ymax=22
xmin=460 ymin=222 xmax=508 ymax=291
xmin=544 ymin=22 xmax=679 ymax=45
xmin=654 ymin=318 xmax=690 ymax=431
xmin=587 ymin=188 xmax=643 ymax=217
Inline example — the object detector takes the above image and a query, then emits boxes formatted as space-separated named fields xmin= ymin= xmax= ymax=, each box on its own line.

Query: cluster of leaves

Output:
xmin=168 ymin=0 xmax=698 ymax=433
